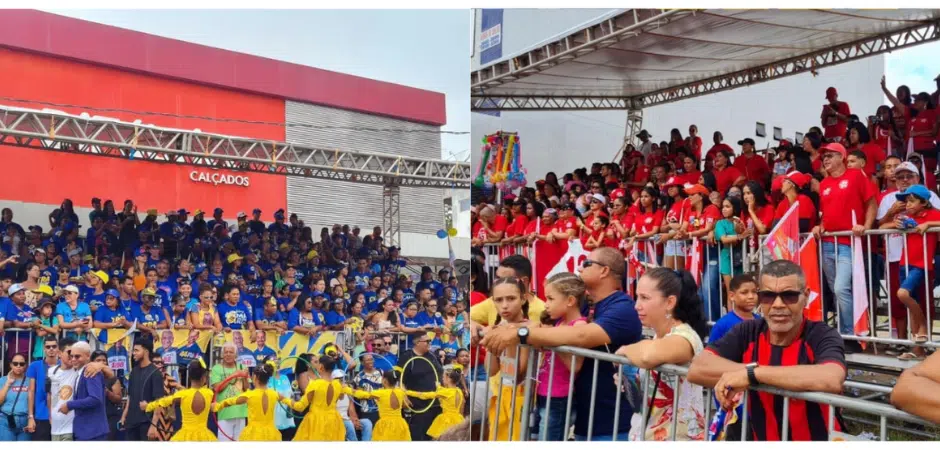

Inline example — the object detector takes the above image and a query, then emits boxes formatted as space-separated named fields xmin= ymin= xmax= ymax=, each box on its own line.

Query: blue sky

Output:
xmin=45 ymin=9 xmax=472 ymax=162
xmin=885 ymin=41 xmax=940 ymax=99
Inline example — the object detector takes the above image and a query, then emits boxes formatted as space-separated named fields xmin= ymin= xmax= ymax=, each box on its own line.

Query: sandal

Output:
xmin=884 ymin=345 xmax=904 ymax=356
xmin=913 ymin=335 xmax=929 ymax=344
xmin=898 ymin=352 xmax=925 ymax=361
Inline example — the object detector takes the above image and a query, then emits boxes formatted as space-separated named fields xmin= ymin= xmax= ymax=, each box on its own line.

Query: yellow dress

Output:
xmin=406 ymin=387 xmax=466 ymax=438
xmin=284 ymin=378 xmax=345 ymax=441
xmin=214 ymin=388 xmax=282 ymax=441
xmin=488 ymin=376 xmax=525 ymax=441
xmin=346 ymin=387 xmax=411 ymax=441
xmin=145 ymin=387 xmax=216 ymax=442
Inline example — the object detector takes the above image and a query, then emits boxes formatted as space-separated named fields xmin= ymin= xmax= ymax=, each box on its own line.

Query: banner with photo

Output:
xmin=215 ymin=330 xmax=340 ymax=373
xmin=154 ymin=329 xmax=214 ymax=381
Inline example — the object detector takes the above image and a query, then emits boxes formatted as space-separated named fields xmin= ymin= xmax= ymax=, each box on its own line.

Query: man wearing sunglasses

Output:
xmin=688 ymin=260 xmax=846 ymax=441
xmin=25 ymin=336 xmax=60 ymax=440
xmin=480 ymin=248 xmax=642 ymax=441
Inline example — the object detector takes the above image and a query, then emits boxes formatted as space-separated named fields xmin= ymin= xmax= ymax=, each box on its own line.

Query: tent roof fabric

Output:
xmin=471 ymin=9 xmax=940 ymax=110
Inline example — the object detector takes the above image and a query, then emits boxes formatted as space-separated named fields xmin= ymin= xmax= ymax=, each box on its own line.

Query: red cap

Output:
xmin=819 ymin=142 xmax=847 ymax=159
xmin=825 ymin=87 xmax=838 ymax=99
xmin=684 ymin=184 xmax=710 ymax=196
xmin=784 ymin=171 xmax=811 ymax=188
xmin=771 ymin=176 xmax=784 ymax=192
xmin=778 ymin=139 xmax=792 ymax=147
xmin=663 ymin=176 xmax=681 ymax=187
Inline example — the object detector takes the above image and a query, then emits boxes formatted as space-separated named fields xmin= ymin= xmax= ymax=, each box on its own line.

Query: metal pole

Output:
xmin=611 ymin=364 xmax=623 ymax=441
xmin=479 ymin=348 xmax=492 ymax=441
xmin=585 ymin=357 xmax=599 ymax=441
xmin=517 ymin=346 xmax=536 ymax=441
xmin=507 ymin=346 xmax=522 ymax=441
xmin=542 ymin=351 xmax=556 ymax=441
xmin=669 ymin=374 xmax=680 ymax=440
xmin=493 ymin=351 xmax=505 ymax=440
xmin=880 ymin=415 xmax=888 ymax=441
xmin=562 ymin=354 xmax=576 ymax=442
xmin=740 ymin=391 xmax=749 ymax=441
xmin=781 ymin=396 xmax=790 ymax=441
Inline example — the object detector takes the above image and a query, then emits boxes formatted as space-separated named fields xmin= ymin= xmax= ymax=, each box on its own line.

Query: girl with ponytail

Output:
xmin=403 ymin=368 xmax=467 ymax=439
xmin=486 ymin=276 xmax=531 ymax=441
xmin=282 ymin=353 xmax=345 ymax=441
xmin=142 ymin=359 xmax=216 ymax=441
xmin=615 ymin=267 xmax=707 ymax=441
xmin=212 ymin=359 xmax=282 ymax=441
xmin=343 ymin=369 xmax=411 ymax=441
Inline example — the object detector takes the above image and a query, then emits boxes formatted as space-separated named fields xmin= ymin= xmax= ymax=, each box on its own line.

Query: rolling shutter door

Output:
xmin=285 ymin=101 xmax=443 ymax=235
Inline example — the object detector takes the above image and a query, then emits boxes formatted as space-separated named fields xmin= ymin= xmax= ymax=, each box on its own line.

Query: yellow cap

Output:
xmin=92 ymin=270 xmax=110 ymax=284
xmin=227 ymin=253 xmax=243 ymax=264
xmin=32 ymin=285 xmax=54 ymax=296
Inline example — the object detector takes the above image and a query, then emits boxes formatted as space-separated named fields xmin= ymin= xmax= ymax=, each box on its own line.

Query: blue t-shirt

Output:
xmin=93 ymin=306 xmax=127 ymax=343
xmin=252 ymin=346 xmax=277 ymax=368
xmin=324 ymin=311 xmax=347 ymax=327
xmin=131 ymin=304 xmax=166 ymax=329
xmin=54 ymin=301 xmax=92 ymax=326
xmin=350 ymin=270 xmax=372 ymax=291
xmin=85 ymin=292 xmax=107 ymax=312
xmin=287 ymin=309 xmax=323 ymax=330
xmin=138 ymin=289 xmax=170 ymax=311
xmin=254 ymin=309 xmax=285 ymax=327
xmin=169 ymin=310 xmax=189 ymax=328
xmin=217 ymin=301 xmax=253 ymax=330
xmin=574 ymin=291 xmax=642 ymax=437
xmin=26 ymin=360 xmax=53 ymax=420
xmin=708 ymin=310 xmax=760 ymax=345
xmin=401 ymin=315 xmax=423 ymax=349
xmin=0 ymin=375 xmax=29 ymax=416
xmin=416 ymin=280 xmax=444 ymax=299
xmin=176 ymin=342 xmax=204 ymax=367
xmin=416 ymin=311 xmax=446 ymax=349
xmin=372 ymin=352 xmax=398 ymax=373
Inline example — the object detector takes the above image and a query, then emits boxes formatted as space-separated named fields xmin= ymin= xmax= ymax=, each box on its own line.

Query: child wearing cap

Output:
xmin=31 ymin=297 xmax=60 ymax=359
xmin=880 ymin=185 xmax=940 ymax=361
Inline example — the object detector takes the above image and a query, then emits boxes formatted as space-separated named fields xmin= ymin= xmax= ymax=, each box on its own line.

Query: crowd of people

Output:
xmin=0 ymin=198 xmax=472 ymax=441
xmin=469 ymin=76 xmax=940 ymax=440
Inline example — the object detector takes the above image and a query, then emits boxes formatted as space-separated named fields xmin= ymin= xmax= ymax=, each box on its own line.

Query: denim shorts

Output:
xmin=899 ymin=266 xmax=927 ymax=299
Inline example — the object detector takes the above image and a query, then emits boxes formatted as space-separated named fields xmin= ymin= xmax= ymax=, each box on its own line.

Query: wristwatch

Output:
xmin=746 ymin=362 xmax=759 ymax=387
xmin=517 ymin=326 xmax=530 ymax=345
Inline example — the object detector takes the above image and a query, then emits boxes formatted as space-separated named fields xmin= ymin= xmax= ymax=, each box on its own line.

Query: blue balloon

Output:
xmin=437 ymin=229 xmax=448 ymax=239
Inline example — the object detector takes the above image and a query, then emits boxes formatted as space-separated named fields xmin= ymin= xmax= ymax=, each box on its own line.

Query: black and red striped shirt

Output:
xmin=707 ymin=318 xmax=846 ymax=441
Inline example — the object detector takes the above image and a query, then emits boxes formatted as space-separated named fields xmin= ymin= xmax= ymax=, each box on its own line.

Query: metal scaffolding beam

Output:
xmin=0 ymin=105 xmax=472 ymax=189
xmin=471 ymin=15 xmax=940 ymax=112
xmin=383 ymin=183 xmax=401 ymax=248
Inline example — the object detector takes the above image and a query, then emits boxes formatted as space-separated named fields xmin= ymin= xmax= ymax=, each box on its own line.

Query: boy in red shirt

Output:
xmin=821 ymin=87 xmax=851 ymax=142
xmin=881 ymin=184 xmax=940 ymax=360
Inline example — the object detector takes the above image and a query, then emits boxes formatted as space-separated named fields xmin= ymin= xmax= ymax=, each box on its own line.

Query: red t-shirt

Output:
xmin=714 ymin=166 xmax=744 ymax=195
xmin=632 ymin=164 xmax=651 ymax=184
xmin=910 ymin=108 xmax=938 ymax=150
xmin=686 ymin=204 xmax=721 ymax=233
xmin=523 ymin=219 xmax=541 ymax=236
xmin=687 ymin=136 xmax=703 ymax=161
xmin=554 ymin=217 xmax=578 ymax=236
xmin=819 ymin=169 xmax=875 ymax=245
xmin=743 ymin=204 xmax=776 ymax=233
xmin=858 ymin=143 xmax=885 ymax=178
xmin=872 ymin=125 xmax=891 ymax=153
xmin=822 ymin=101 xmax=851 ymax=140
xmin=706 ymin=143 xmax=733 ymax=161
xmin=811 ymin=157 xmax=823 ymax=174
xmin=633 ymin=209 xmax=665 ymax=234
xmin=900 ymin=208 xmax=940 ymax=270
xmin=472 ymin=214 xmax=509 ymax=241
xmin=507 ymin=215 xmax=529 ymax=238
xmin=665 ymin=199 xmax=691 ymax=227
xmin=774 ymin=194 xmax=818 ymax=229
xmin=733 ymin=153 xmax=771 ymax=184
xmin=470 ymin=291 xmax=487 ymax=307
xmin=677 ymin=170 xmax=702 ymax=186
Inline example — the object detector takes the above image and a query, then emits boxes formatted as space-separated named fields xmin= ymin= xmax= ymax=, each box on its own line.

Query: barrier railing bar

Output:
xmin=586 ymin=356 xmax=599 ymax=440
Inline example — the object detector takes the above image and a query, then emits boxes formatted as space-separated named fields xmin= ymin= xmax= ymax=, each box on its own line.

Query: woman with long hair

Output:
xmin=344 ymin=370 xmax=412 ymax=441
xmin=660 ymin=179 xmax=689 ymax=270
xmin=143 ymin=360 xmax=216 ymax=441
xmin=515 ymin=201 xmax=545 ymax=246
xmin=372 ymin=298 xmax=401 ymax=331
xmin=678 ymin=184 xmax=722 ymax=322
xmin=627 ymin=187 xmax=664 ymax=265
xmin=284 ymin=354 xmax=345 ymax=441
xmin=404 ymin=369 xmax=468 ymax=439
xmin=616 ymin=268 xmax=707 ymax=441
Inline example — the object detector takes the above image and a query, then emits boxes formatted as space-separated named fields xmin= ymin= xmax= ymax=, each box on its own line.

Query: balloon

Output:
xmin=448 ymin=228 xmax=458 ymax=237
xmin=436 ymin=229 xmax=448 ymax=239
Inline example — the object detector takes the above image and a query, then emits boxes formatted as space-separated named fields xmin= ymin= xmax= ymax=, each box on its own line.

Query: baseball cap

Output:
xmin=819 ymin=142 xmax=847 ymax=159
xmin=92 ymin=270 xmax=110 ymax=284
xmin=895 ymin=161 xmax=919 ymax=175
xmin=141 ymin=287 xmax=157 ymax=297
xmin=194 ymin=209 xmax=204 ymax=216
xmin=898 ymin=185 xmax=932 ymax=202
xmin=105 ymin=289 xmax=120 ymax=298
xmin=32 ymin=285 xmax=54 ymax=297
xmin=63 ymin=285 xmax=81 ymax=294
xmin=146 ymin=209 xmax=158 ymax=217
xmin=737 ymin=138 xmax=756 ymax=146
xmin=8 ymin=283 xmax=26 ymax=296
xmin=237 ymin=212 xmax=247 ymax=219
xmin=252 ymin=208 xmax=262 ymax=215
xmin=274 ymin=209 xmax=285 ymax=220
xmin=67 ymin=248 xmax=82 ymax=258
xmin=214 ymin=207 xmax=224 ymax=215
xmin=826 ymin=87 xmax=838 ymax=99
xmin=785 ymin=171 xmax=811 ymax=187
xmin=590 ymin=193 xmax=606 ymax=204
xmin=166 ymin=210 xmax=178 ymax=217
xmin=32 ymin=247 xmax=46 ymax=255
xmin=227 ymin=254 xmax=243 ymax=264
xmin=684 ymin=184 xmax=710 ymax=196
xmin=663 ymin=176 xmax=681 ymax=187
xmin=331 ymin=369 xmax=346 ymax=380
xmin=177 ymin=208 xmax=189 ymax=215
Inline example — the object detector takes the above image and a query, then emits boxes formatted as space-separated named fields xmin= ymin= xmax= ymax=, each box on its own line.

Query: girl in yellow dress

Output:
xmin=406 ymin=368 xmax=468 ymax=439
xmin=282 ymin=354 xmax=345 ymax=441
xmin=212 ymin=360 xmax=282 ymax=441
xmin=142 ymin=360 xmax=216 ymax=442
xmin=345 ymin=370 xmax=411 ymax=441
xmin=486 ymin=277 xmax=531 ymax=441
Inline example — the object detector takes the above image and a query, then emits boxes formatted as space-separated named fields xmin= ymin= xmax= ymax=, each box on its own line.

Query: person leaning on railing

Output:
xmin=687 ymin=260 xmax=847 ymax=441
xmin=891 ymin=351 xmax=940 ymax=424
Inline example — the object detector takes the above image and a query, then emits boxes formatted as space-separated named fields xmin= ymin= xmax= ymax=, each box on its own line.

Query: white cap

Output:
xmin=331 ymin=369 xmax=346 ymax=380
xmin=63 ymin=285 xmax=81 ymax=294
xmin=895 ymin=161 xmax=919 ymax=175
xmin=591 ymin=193 xmax=606 ymax=203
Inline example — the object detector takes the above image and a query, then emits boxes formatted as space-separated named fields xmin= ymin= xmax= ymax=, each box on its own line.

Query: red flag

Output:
xmin=851 ymin=212 xmax=871 ymax=340
xmin=532 ymin=236 xmax=573 ymax=299
xmin=799 ymin=235 xmax=823 ymax=321
xmin=763 ymin=201 xmax=800 ymax=263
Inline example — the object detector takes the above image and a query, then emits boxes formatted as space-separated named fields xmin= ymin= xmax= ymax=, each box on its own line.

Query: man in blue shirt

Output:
xmin=415 ymin=267 xmax=444 ymax=300
xmin=132 ymin=288 xmax=168 ymax=341
xmin=349 ymin=258 xmax=372 ymax=292
xmin=480 ymin=248 xmax=643 ymax=441
xmin=324 ymin=298 xmax=348 ymax=330
xmin=217 ymin=287 xmax=254 ymax=332
xmin=63 ymin=342 xmax=109 ymax=441
xmin=369 ymin=336 xmax=398 ymax=373
xmin=26 ymin=335 xmax=59 ymax=440
xmin=55 ymin=285 xmax=93 ymax=341
xmin=415 ymin=300 xmax=446 ymax=351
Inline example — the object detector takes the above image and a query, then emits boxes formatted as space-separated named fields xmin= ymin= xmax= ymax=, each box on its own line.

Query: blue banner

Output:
xmin=479 ymin=9 xmax=503 ymax=65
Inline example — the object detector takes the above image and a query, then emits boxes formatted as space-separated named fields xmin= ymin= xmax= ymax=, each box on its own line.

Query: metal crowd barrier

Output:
xmin=481 ymin=226 xmax=940 ymax=351
xmin=469 ymin=343 xmax=936 ymax=441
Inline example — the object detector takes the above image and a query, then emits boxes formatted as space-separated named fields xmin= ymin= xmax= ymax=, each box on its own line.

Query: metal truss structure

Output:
xmin=471 ymin=11 xmax=940 ymax=112
xmin=0 ymin=105 xmax=471 ymax=248
xmin=0 ymin=105 xmax=471 ymax=188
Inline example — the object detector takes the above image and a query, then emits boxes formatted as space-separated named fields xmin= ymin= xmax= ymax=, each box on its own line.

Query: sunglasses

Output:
xmin=68 ymin=354 xmax=81 ymax=360
xmin=45 ymin=345 xmax=58 ymax=350
xmin=582 ymin=259 xmax=608 ymax=269
xmin=757 ymin=290 xmax=802 ymax=305
xmin=428 ymin=304 xmax=438 ymax=308
xmin=10 ymin=361 xmax=26 ymax=367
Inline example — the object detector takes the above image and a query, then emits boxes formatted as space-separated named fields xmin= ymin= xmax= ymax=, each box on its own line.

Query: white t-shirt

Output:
xmin=47 ymin=365 xmax=78 ymax=436
xmin=336 ymin=393 xmax=350 ymax=421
